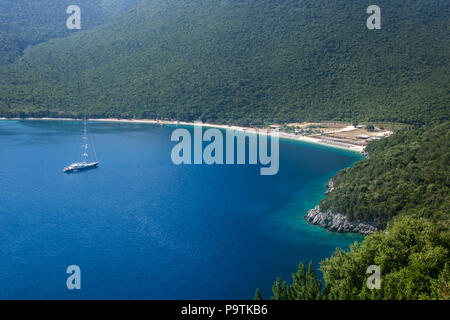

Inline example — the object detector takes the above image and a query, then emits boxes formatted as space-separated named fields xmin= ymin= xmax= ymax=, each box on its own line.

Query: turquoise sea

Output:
xmin=0 ymin=120 xmax=363 ymax=299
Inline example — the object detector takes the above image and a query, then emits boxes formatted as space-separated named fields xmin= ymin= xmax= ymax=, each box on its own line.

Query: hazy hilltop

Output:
xmin=0 ymin=0 xmax=139 ymax=65
xmin=0 ymin=0 xmax=448 ymax=125
xmin=101 ymin=0 xmax=140 ymax=18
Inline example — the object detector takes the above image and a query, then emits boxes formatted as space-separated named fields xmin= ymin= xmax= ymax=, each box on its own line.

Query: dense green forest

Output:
xmin=0 ymin=0 xmax=449 ymax=125
xmin=320 ymin=122 xmax=450 ymax=226
xmin=262 ymin=123 xmax=449 ymax=300
xmin=0 ymin=0 xmax=139 ymax=65
xmin=262 ymin=216 xmax=449 ymax=300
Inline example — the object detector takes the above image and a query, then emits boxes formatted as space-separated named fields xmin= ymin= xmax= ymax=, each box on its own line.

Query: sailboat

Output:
xmin=63 ymin=119 xmax=99 ymax=173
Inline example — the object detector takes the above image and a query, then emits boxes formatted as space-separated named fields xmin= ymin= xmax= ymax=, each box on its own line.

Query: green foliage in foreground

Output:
xmin=320 ymin=122 xmax=450 ymax=226
xmin=270 ymin=261 xmax=322 ymax=300
xmin=267 ymin=216 xmax=449 ymax=300
xmin=0 ymin=0 xmax=449 ymax=125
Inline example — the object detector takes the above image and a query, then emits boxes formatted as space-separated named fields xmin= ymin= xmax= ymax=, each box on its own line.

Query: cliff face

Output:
xmin=305 ymin=206 xmax=379 ymax=235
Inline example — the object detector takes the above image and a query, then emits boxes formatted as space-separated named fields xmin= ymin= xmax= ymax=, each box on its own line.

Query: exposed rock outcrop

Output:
xmin=324 ymin=180 xmax=335 ymax=195
xmin=305 ymin=206 xmax=379 ymax=235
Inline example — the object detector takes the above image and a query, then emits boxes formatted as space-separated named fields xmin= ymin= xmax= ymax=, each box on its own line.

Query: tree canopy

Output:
xmin=0 ymin=0 xmax=449 ymax=125
xmin=320 ymin=122 xmax=450 ymax=226
xmin=270 ymin=216 xmax=449 ymax=300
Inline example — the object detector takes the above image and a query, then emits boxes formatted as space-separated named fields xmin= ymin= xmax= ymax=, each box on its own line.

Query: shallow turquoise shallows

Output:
xmin=0 ymin=120 xmax=363 ymax=299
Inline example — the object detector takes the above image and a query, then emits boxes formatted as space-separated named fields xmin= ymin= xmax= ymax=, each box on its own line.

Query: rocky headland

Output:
xmin=305 ymin=179 xmax=379 ymax=235
xmin=305 ymin=206 xmax=379 ymax=235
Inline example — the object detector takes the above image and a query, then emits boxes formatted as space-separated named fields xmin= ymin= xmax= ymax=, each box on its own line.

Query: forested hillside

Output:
xmin=264 ymin=122 xmax=450 ymax=300
xmin=0 ymin=0 xmax=448 ymax=125
xmin=0 ymin=0 xmax=139 ymax=65
xmin=320 ymin=122 xmax=450 ymax=227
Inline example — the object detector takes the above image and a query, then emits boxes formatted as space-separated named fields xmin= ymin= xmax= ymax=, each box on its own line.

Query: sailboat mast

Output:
xmin=63 ymin=117 xmax=99 ymax=173
xmin=82 ymin=118 xmax=88 ymax=164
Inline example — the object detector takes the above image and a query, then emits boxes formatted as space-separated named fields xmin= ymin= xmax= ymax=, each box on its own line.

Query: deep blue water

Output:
xmin=0 ymin=120 xmax=363 ymax=299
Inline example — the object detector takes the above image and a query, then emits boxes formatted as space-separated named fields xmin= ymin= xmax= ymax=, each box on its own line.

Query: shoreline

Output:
xmin=0 ymin=117 xmax=366 ymax=153
xmin=304 ymin=179 xmax=379 ymax=236
xmin=305 ymin=206 xmax=379 ymax=235
xmin=1 ymin=116 xmax=373 ymax=235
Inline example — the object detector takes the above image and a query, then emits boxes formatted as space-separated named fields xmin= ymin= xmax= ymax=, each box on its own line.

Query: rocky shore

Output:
xmin=305 ymin=206 xmax=379 ymax=235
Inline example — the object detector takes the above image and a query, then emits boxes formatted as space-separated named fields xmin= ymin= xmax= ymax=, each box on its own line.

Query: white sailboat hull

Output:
xmin=64 ymin=161 xmax=99 ymax=173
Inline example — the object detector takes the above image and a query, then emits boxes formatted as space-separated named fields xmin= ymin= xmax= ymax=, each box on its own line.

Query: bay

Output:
xmin=0 ymin=120 xmax=363 ymax=299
